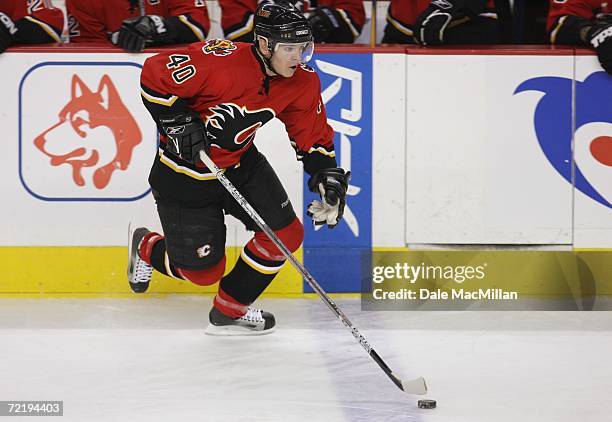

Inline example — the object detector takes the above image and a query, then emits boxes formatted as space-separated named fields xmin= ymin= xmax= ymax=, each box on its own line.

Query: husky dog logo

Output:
xmin=202 ymin=39 xmax=237 ymax=57
xmin=205 ymin=103 xmax=275 ymax=151
xmin=515 ymin=72 xmax=612 ymax=209
xmin=33 ymin=74 xmax=142 ymax=189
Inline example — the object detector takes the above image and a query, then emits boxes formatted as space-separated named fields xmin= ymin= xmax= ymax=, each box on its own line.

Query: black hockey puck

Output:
xmin=418 ymin=399 xmax=437 ymax=409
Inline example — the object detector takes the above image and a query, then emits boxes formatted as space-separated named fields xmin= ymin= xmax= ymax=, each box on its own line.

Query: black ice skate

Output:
xmin=127 ymin=226 xmax=153 ymax=293
xmin=205 ymin=306 xmax=276 ymax=336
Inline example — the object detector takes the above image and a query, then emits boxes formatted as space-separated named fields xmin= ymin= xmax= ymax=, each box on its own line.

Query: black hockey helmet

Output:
xmin=254 ymin=1 xmax=314 ymax=62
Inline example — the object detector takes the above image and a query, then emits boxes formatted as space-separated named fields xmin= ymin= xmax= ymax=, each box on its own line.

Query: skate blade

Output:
xmin=204 ymin=324 xmax=276 ymax=336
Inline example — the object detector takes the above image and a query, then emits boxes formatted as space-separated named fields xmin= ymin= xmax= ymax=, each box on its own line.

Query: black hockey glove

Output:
xmin=307 ymin=168 xmax=350 ymax=228
xmin=308 ymin=7 xmax=357 ymax=43
xmin=414 ymin=0 xmax=486 ymax=46
xmin=587 ymin=23 xmax=612 ymax=74
xmin=307 ymin=7 xmax=337 ymax=42
xmin=0 ymin=12 xmax=17 ymax=53
xmin=115 ymin=15 xmax=174 ymax=53
xmin=272 ymin=1 xmax=307 ymax=9
xmin=595 ymin=14 xmax=612 ymax=25
xmin=159 ymin=111 xmax=210 ymax=164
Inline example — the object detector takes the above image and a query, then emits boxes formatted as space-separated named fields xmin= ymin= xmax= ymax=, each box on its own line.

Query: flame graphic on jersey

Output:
xmin=202 ymin=39 xmax=237 ymax=57
xmin=205 ymin=103 xmax=275 ymax=150
xmin=33 ymin=74 xmax=142 ymax=189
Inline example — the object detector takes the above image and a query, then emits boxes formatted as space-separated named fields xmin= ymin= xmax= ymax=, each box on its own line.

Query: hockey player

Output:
xmin=66 ymin=0 xmax=210 ymax=53
xmin=382 ymin=0 xmax=501 ymax=45
xmin=128 ymin=1 xmax=350 ymax=335
xmin=548 ymin=0 xmax=612 ymax=74
xmin=218 ymin=0 xmax=365 ymax=43
xmin=0 ymin=0 xmax=64 ymax=53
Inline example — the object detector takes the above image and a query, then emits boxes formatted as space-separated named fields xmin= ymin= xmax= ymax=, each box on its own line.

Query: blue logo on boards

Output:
xmin=515 ymin=71 xmax=612 ymax=209
xmin=303 ymin=54 xmax=373 ymax=292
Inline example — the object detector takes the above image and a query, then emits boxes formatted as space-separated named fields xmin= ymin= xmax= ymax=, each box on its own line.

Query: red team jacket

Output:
xmin=0 ymin=0 xmax=64 ymax=43
xmin=547 ymin=0 xmax=611 ymax=30
xmin=140 ymin=40 xmax=335 ymax=192
xmin=66 ymin=0 xmax=210 ymax=43
xmin=386 ymin=0 xmax=497 ymax=36
xmin=218 ymin=0 xmax=365 ymax=41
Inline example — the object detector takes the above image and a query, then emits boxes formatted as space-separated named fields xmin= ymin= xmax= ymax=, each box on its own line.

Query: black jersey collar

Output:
xmin=251 ymin=45 xmax=270 ymax=77
xmin=251 ymin=44 xmax=276 ymax=96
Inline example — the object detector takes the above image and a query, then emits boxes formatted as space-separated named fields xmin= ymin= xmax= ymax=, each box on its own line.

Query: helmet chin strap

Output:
xmin=256 ymin=38 xmax=281 ymax=76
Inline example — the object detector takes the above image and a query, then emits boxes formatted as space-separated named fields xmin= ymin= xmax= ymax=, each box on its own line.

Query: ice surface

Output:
xmin=1 ymin=297 xmax=611 ymax=421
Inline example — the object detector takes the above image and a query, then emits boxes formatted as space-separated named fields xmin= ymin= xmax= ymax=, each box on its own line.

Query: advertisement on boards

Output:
xmin=304 ymin=53 xmax=373 ymax=292
xmin=19 ymin=61 xmax=157 ymax=201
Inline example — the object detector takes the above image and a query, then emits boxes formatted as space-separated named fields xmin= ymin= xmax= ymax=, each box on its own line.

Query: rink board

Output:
xmin=0 ymin=246 xmax=301 ymax=296
xmin=2 ymin=246 xmax=611 ymax=299
xmin=405 ymin=49 xmax=612 ymax=246
xmin=1 ymin=45 xmax=611 ymax=295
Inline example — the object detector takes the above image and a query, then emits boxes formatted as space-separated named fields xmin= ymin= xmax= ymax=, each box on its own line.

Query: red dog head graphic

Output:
xmin=34 ymin=74 xmax=142 ymax=189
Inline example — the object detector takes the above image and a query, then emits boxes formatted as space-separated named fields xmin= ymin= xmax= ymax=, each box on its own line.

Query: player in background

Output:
xmin=382 ymin=0 xmax=501 ymax=45
xmin=66 ymin=0 xmax=210 ymax=52
xmin=218 ymin=0 xmax=365 ymax=43
xmin=548 ymin=0 xmax=612 ymax=74
xmin=0 ymin=0 xmax=64 ymax=53
xmin=128 ymin=1 xmax=350 ymax=335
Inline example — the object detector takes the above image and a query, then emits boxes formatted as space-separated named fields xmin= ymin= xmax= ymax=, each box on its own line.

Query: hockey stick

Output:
xmin=199 ymin=150 xmax=427 ymax=395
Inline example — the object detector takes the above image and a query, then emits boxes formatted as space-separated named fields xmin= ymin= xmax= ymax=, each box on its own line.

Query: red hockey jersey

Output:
xmin=140 ymin=40 xmax=335 ymax=183
xmin=218 ymin=0 xmax=365 ymax=42
xmin=66 ymin=0 xmax=209 ymax=43
xmin=547 ymin=0 xmax=611 ymax=30
xmin=386 ymin=0 xmax=497 ymax=37
xmin=0 ymin=0 xmax=63 ymax=42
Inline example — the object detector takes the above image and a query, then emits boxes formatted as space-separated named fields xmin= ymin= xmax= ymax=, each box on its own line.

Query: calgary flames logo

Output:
xmin=202 ymin=39 xmax=237 ymax=57
xmin=205 ymin=103 xmax=275 ymax=151
xmin=33 ymin=74 xmax=142 ymax=189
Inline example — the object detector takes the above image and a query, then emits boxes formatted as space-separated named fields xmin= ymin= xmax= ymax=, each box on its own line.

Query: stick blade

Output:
xmin=400 ymin=376 xmax=428 ymax=395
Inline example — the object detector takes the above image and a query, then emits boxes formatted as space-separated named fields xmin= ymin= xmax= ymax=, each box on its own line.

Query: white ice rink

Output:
xmin=1 ymin=297 xmax=611 ymax=422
